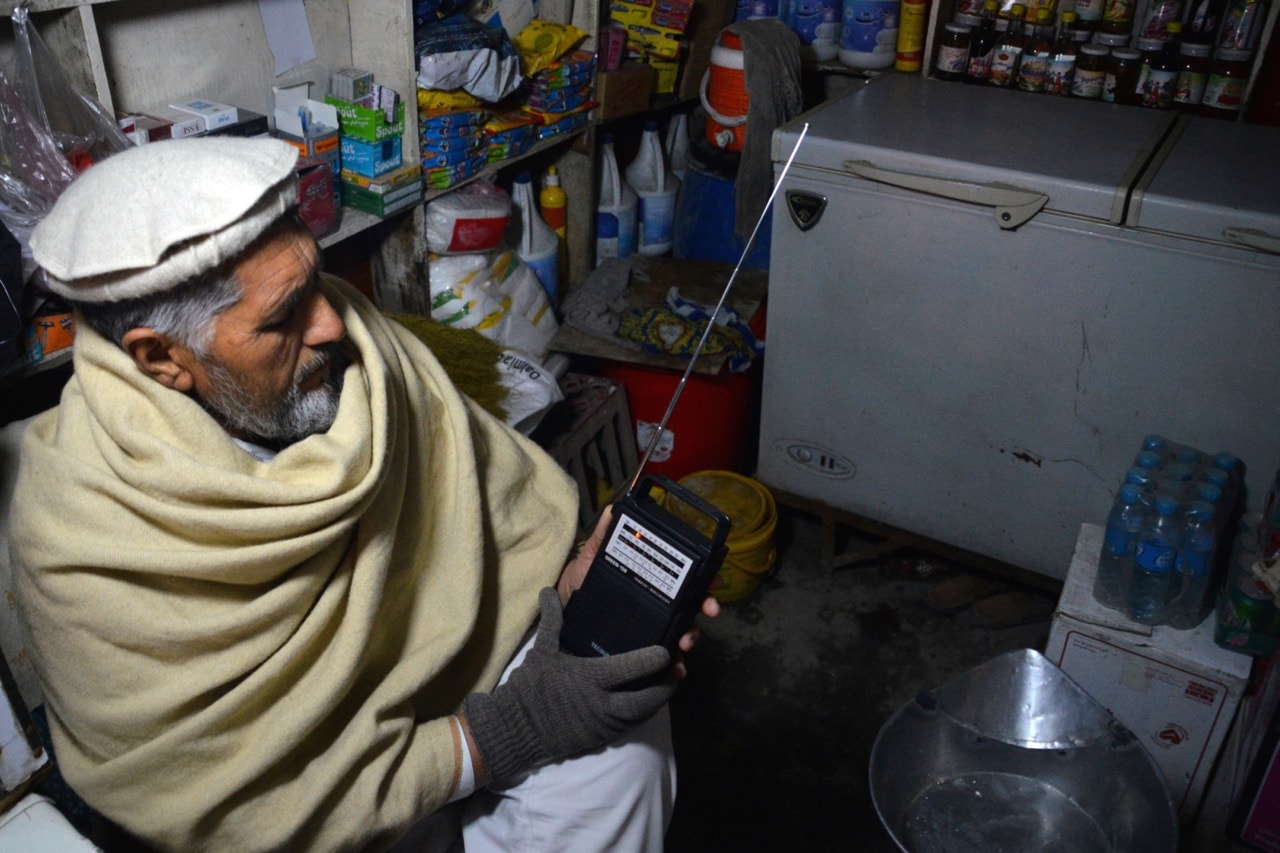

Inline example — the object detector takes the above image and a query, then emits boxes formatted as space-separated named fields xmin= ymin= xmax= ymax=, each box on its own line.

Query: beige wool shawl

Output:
xmin=9 ymin=275 xmax=578 ymax=851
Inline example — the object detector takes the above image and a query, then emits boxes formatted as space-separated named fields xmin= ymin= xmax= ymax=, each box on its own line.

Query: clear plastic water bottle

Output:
xmin=1166 ymin=500 xmax=1218 ymax=629
xmin=1211 ymin=451 xmax=1242 ymax=516
xmin=1128 ymin=493 xmax=1182 ymax=624
xmin=1094 ymin=483 xmax=1147 ymax=612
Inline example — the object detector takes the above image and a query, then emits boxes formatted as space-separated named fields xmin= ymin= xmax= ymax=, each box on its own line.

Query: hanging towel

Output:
xmin=725 ymin=18 xmax=803 ymax=241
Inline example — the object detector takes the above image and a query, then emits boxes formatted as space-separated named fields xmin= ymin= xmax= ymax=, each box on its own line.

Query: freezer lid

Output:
xmin=1128 ymin=117 xmax=1280 ymax=251
xmin=775 ymin=75 xmax=1177 ymax=225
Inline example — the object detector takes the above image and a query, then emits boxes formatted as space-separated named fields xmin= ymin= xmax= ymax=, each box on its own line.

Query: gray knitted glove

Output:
xmin=463 ymin=587 xmax=675 ymax=785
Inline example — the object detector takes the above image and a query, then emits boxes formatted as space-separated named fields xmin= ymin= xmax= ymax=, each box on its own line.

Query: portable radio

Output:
xmin=560 ymin=475 xmax=730 ymax=657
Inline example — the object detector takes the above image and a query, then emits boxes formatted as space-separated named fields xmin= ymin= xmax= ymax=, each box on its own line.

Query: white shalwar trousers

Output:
xmin=394 ymin=634 xmax=677 ymax=853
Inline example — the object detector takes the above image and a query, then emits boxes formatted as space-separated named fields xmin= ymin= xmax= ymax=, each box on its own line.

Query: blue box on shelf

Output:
xmin=340 ymin=136 xmax=403 ymax=178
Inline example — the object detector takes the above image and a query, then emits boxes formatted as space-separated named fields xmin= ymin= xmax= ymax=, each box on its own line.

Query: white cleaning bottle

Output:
xmin=598 ymin=133 xmax=637 ymax=261
xmin=664 ymin=113 xmax=690 ymax=182
xmin=626 ymin=120 xmax=680 ymax=256
xmin=507 ymin=171 xmax=560 ymax=305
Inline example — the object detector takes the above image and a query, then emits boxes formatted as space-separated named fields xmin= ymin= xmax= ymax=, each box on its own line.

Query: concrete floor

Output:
xmin=664 ymin=504 xmax=1057 ymax=852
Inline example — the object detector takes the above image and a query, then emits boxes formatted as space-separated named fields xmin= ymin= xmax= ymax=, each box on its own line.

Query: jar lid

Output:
xmin=945 ymin=22 xmax=973 ymax=33
xmin=1179 ymin=41 xmax=1212 ymax=56
xmin=1094 ymin=32 xmax=1129 ymax=46
xmin=1080 ymin=43 xmax=1110 ymax=55
xmin=1136 ymin=37 xmax=1164 ymax=50
xmin=1112 ymin=47 xmax=1142 ymax=59
xmin=1215 ymin=48 xmax=1254 ymax=61
xmin=955 ymin=13 xmax=982 ymax=26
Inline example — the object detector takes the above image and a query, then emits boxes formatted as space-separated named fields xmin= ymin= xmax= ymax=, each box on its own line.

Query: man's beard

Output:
xmin=199 ymin=345 xmax=349 ymax=446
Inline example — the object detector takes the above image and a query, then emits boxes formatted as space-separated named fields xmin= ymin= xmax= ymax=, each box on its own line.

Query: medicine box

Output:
xmin=294 ymin=156 xmax=339 ymax=239
xmin=340 ymin=136 xmax=402 ymax=178
xmin=169 ymin=99 xmax=239 ymax=131
xmin=1045 ymin=523 xmax=1253 ymax=825
xmin=325 ymin=97 xmax=405 ymax=143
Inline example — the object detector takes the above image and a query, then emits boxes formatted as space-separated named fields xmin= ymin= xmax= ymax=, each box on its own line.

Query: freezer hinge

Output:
xmin=844 ymin=159 xmax=1049 ymax=230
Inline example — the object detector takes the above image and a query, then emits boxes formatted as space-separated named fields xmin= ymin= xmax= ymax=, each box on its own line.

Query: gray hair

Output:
xmin=70 ymin=211 xmax=311 ymax=356
xmin=72 ymin=263 xmax=241 ymax=356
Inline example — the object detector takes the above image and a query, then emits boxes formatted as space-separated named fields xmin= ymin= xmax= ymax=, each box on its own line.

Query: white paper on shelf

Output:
xmin=258 ymin=0 xmax=316 ymax=76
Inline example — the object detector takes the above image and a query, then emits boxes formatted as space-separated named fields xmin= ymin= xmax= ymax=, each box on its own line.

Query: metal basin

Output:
xmin=869 ymin=649 xmax=1177 ymax=852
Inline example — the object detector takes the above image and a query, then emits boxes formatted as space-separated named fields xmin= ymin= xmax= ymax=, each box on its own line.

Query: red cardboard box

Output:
xmin=295 ymin=156 xmax=339 ymax=239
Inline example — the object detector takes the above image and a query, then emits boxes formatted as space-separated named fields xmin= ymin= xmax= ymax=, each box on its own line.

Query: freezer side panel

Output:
xmin=760 ymin=168 xmax=1280 ymax=580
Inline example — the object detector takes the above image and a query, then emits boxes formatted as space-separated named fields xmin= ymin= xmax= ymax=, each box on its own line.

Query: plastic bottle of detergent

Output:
xmin=508 ymin=172 xmax=559 ymax=305
xmin=626 ymin=121 xmax=680 ymax=256
xmin=839 ymin=0 xmax=899 ymax=69
xmin=539 ymin=166 xmax=568 ymax=291
xmin=598 ymin=133 xmax=637 ymax=261
xmin=664 ymin=113 xmax=690 ymax=182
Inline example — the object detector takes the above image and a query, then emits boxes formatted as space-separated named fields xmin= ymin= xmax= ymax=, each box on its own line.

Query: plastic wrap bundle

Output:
xmin=424 ymin=180 xmax=512 ymax=254
xmin=414 ymin=15 xmax=523 ymax=103
xmin=428 ymin=248 xmax=558 ymax=360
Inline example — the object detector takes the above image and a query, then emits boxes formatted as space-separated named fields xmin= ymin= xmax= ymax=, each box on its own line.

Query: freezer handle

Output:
xmin=1223 ymin=227 xmax=1280 ymax=256
xmin=843 ymin=159 xmax=1049 ymax=230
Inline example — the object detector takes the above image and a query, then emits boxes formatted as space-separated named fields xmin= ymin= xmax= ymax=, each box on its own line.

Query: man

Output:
xmin=9 ymin=138 xmax=716 ymax=851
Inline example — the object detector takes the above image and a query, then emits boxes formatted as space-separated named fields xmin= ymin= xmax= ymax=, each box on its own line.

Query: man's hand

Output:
xmin=462 ymin=588 xmax=675 ymax=786
xmin=556 ymin=504 xmax=722 ymax=680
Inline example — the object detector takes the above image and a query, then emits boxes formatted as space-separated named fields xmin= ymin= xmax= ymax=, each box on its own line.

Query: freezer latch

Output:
xmin=785 ymin=191 xmax=827 ymax=232
xmin=844 ymin=159 xmax=1050 ymax=230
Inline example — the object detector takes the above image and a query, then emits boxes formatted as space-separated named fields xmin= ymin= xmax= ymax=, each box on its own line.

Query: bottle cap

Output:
xmin=1081 ymin=43 xmax=1110 ymax=55
xmin=644 ymin=120 xmax=660 ymax=131
xmin=945 ymin=22 xmax=973 ymax=33
xmin=1095 ymin=32 xmax=1129 ymax=46
xmin=1215 ymin=48 xmax=1254 ymax=61
xmin=515 ymin=171 xmax=532 ymax=184
xmin=1137 ymin=37 xmax=1164 ymax=51
xmin=1180 ymin=41 xmax=1212 ymax=55
xmin=546 ymin=165 xmax=560 ymax=185
xmin=1197 ymin=482 xmax=1223 ymax=504
xmin=596 ymin=212 xmax=619 ymax=238
xmin=1119 ymin=483 xmax=1143 ymax=503
xmin=1213 ymin=451 xmax=1238 ymax=471
xmin=1155 ymin=494 xmax=1180 ymax=515
xmin=1112 ymin=47 xmax=1142 ymax=59
xmin=1143 ymin=434 xmax=1168 ymax=450
xmin=955 ymin=13 xmax=982 ymax=26
xmin=1189 ymin=500 xmax=1216 ymax=520
xmin=1135 ymin=450 xmax=1162 ymax=469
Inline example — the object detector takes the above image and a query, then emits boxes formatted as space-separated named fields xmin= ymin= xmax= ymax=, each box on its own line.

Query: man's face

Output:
xmin=185 ymin=224 xmax=348 ymax=444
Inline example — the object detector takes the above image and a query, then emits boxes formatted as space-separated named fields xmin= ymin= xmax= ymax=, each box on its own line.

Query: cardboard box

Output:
xmin=144 ymin=106 xmax=203 ymax=139
xmin=206 ymin=110 xmax=270 ymax=138
xmin=339 ymin=136 xmax=402 ymax=178
xmin=118 ymin=113 xmax=172 ymax=144
xmin=677 ymin=0 xmax=736 ymax=101
xmin=295 ymin=156 xmax=339 ymax=239
xmin=169 ymin=99 xmax=239 ymax=131
xmin=593 ymin=62 xmax=654 ymax=121
xmin=325 ymin=97 xmax=406 ymax=143
xmin=1046 ymin=523 xmax=1254 ymax=825
xmin=340 ymin=162 xmax=422 ymax=194
xmin=341 ymin=180 xmax=423 ymax=218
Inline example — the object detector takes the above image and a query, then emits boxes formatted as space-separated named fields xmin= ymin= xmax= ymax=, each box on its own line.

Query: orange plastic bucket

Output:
xmin=701 ymin=31 xmax=748 ymax=152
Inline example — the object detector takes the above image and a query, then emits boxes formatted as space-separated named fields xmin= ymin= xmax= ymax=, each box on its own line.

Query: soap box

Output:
xmin=1045 ymin=523 xmax=1253 ymax=826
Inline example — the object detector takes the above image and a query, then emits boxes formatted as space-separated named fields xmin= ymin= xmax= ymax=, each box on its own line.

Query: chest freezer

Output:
xmin=758 ymin=75 xmax=1280 ymax=580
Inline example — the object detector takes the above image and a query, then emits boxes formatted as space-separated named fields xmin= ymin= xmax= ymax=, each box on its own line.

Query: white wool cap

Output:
xmin=31 ymin=137 xmax=300 ymax=303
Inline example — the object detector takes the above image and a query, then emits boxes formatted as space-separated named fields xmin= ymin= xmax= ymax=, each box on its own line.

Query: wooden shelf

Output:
xmin=0 ymin=348 xmax=73 ymax=391
xmin=422 ymin=126 xmax=590 ymax=203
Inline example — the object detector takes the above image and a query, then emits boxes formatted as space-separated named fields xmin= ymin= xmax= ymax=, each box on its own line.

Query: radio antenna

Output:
xmin=627 ymin=122 xmax=810 ymax=492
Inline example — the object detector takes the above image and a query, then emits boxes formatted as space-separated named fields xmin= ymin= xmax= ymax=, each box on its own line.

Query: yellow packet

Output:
xmin=417 ymin=87 xmax=482 ymax=111
xmin=513 ymin=19 xmax=588 ymax=76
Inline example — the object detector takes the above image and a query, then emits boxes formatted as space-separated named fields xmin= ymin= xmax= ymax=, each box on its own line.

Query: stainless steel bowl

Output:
xmin=870 ymin=649 xmax=1177 ymax=852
